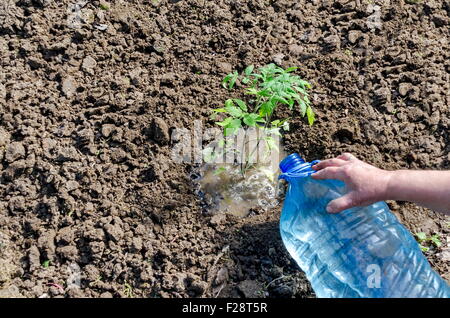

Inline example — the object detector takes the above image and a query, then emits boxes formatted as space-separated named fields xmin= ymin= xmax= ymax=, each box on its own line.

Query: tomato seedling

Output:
xmin=209 ymin=64 xmax=314 ymax=175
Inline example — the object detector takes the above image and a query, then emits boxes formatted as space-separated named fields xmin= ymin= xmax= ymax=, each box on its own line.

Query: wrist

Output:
xmin=383 ymin=169 xmax=407 ymax=202
xmin=378 ymin=169 xmax=396 ymax=201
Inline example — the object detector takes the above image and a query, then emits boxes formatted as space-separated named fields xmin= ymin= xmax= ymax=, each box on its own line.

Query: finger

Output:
xmin=312 ymin=158 xmax=347 ymax=171
xmin=337 ymin=153 xmax=357 ymax=161
xmin=311 ymin=167 xmax=345 ymax=181
xmin=326 ymin=193 xmax=357 ymax=213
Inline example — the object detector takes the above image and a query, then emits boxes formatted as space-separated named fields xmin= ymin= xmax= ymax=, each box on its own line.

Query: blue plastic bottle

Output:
xmin=279 ymin=153 xmax=450 ymax=298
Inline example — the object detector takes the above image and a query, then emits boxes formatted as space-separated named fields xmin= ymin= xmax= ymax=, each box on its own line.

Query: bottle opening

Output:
xmin=279 ymin=153 xmax=305 ymax=173
xmin=279 ymin=153 xmax=319 ymax=178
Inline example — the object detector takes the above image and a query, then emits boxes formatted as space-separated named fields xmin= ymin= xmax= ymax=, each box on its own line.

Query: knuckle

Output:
xmin=330 ymin=159 xmax=340 ymax=165
xmin=342 ymin=165 xmax=352 ymax=177
xmin=324 ymin=167 xmax=335 ymax=174
xmin=349 ymin=194 xmax=362 ymax=207
xmin=317 ymin=167 xmax=332 ymax=178
xmin=342 ymin=152 xmax=357 ymax=161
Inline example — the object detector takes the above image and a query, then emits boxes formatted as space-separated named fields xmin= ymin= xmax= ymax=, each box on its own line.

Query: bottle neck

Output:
xmin=279 ymin=153 xmax=319 ymax=180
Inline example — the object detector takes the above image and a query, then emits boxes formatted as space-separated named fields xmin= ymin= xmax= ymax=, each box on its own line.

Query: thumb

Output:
xmin=326 ymin=193 xmax=357 ymax=213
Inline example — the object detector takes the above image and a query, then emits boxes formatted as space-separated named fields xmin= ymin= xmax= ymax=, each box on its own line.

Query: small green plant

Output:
xmin=344 ymin=49 xmax=353 ymax=56
xmin=123 ymin=281 xmax=134 ymax=298
xmin=415 ymin=232 xmax=442 ymax=252
xmin=429 ymin=234 xmax=442 ymax=247
xmin=99 ymin=3 xmax=110 ymax=10
xmin=42 ymin=260 xmax=50 ymax=268
xmin=209 ymin=64 xmax=314 ymax=175
xmin=89 ymin=275 xmax=103 ymax=287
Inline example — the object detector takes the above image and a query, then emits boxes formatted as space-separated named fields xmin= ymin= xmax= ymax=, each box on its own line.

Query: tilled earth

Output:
xmin=0 ymin=0 xmax=449 ymax=298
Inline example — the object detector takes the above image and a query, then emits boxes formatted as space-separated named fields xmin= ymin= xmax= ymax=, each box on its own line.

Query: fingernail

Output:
xmin=326 ymin=205 xmax=334 ymax=213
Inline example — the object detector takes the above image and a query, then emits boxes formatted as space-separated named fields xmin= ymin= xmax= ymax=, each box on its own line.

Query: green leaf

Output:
xmin=229 ymin=118 xmax=242 ymax=129
xmin=416 ymin=232 xmax=427 ymax=242
xmin=271 ymin=119 xmax=280 ymax=126
xmin=216 ymin=117 xmax=232 ymax=127
xmin=272 ymin=96 xmax=290 ymax=105
xmin=298 ymin=99 xmax=307 ymax=116
xmin=228 ymin=71 xmax=238 ymax=89
xmin=243 ymin=115 xmax=256 ymax=127
xmin=294 ymin=87 xmax=307 ymax=96
xmin=306 ymin=106 xmax=315 ymax=126
xmin=285 ymin=66 xmax=298 ymax=72
xmin=245 ymin=88 xmax=259 ymax=95
xmin=430 ymin=235 xmax=442 ymax=247
xmin=302 ymin=80 xmax=312 ymax=89
xmin=99 ymin=3 xmax=110 ymax=10
xmin=287 ymin=98 xmax=295 ymax=109
xmin=222 ymin=71 xmax=238 ymax=90
xmin=223 ymin=118 xmax=242 ymax=136
xmin=225 ymin=99 xmax=234 ymax=108
xmin=250 ymin=73 xmax=263 ymax=80
xmin=244 ymin=65 xmax=254 ymax=76
xmin=233 ymin=99 xmax=248 ymax=111
xmin=222 ymin=74 xmax=232 ymax=89
xmin=213 ymin=108 xmax=227 ymax=112
xmin=243 ymin=113 xmax=261 ymax=127
xmin=42 ymin=260 xmax=50 ymax=268
xmin=259 ymin=102 xmax=273 ymax=117
xmin=256 ymin=89 xmax=271 ymax=97
xmin=225 ymin=104 xmax=243 ymax=117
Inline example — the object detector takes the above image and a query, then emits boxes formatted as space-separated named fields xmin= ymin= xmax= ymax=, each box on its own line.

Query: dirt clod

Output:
xmin=82 ymin=56 xmax=97 ymax=74
xmin=61 ymin=76 xmax=77 ymax=98
xmin=5 ymin=142 xmax=25 ymax=163
xmin=238 ymin=280 xmax=263 ymax=298
xmin=151 ymin=117 xmax=170 ymax=145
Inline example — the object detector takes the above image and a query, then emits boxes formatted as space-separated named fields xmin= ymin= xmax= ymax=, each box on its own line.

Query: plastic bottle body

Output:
xmin=279 ymin=154 xmax=450 ymax=298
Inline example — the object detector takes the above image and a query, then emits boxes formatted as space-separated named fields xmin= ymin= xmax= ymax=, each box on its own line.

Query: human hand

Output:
xmin=311 ymin=153 xmax=392 ymax=213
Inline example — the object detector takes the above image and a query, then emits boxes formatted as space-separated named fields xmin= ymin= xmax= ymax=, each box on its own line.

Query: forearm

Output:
xmin=384 ymin=170 xmax=450 ymax=215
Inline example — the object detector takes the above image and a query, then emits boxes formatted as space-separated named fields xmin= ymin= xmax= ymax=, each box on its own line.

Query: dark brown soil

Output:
xmin=0 ymin=0 xmax=449 ymax=298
